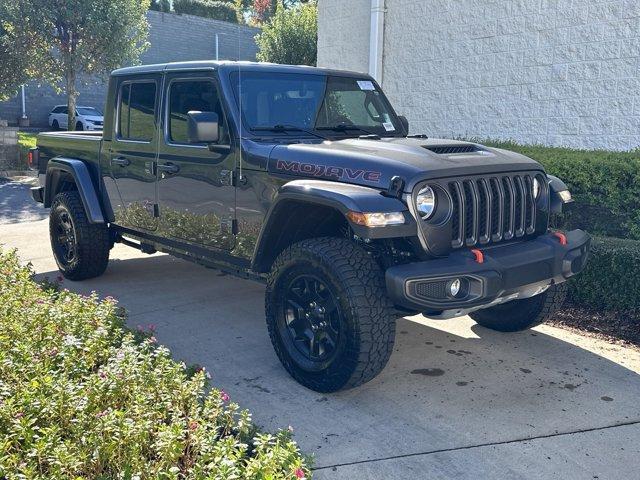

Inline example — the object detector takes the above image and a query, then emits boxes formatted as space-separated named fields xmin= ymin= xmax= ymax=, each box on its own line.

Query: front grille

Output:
xmin=448 ymin=174 xmax=540 ymax=249
xmin=414 ymin=280 xmax=448 ymax=300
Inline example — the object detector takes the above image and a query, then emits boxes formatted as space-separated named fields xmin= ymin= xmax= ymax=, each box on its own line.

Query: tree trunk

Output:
xmin=66 ymin=68 xmax=78 ymax=131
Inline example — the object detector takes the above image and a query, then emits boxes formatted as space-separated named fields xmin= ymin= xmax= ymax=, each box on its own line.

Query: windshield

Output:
xmin=230 ymin=72 xmax=403 ymax=137
xmin=77 ymin=107 xmax=102 ymax=116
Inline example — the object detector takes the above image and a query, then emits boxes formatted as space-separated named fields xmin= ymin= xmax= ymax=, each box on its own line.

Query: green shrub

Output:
xmin=567 ymin=236 xmax=640 ymax=311
xmin=149 ymin=0 xmax=171 ymax=12
xmin=481 ymin=141 xmax=640 ymax=240
xmin=173 ymin=0 xmax=238 ymax=23
xmin=256 ymin=1 xmax=317 ymax=66
xmin=0 ymin=248 xmax=310 ymax=479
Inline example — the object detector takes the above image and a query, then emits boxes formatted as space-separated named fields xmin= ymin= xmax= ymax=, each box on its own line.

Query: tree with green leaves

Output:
xmin=235 ymin=0 xmax=311 ymax=25
xmin=1 ymin=0 xmax=150 ymax=130
xmin=255 ymin=1 xmax=317 ymax=65
xmin=150 ymin=0 xmax=172 ymax=12
xmin=0 ymin=4 xmax=48 ymax=102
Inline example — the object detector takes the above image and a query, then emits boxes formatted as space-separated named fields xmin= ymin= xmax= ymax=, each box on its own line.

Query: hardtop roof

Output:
xmin=111 ymin=60 xmax=369 ymax=79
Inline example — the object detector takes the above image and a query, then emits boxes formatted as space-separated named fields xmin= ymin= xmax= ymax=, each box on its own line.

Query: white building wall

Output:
xmin=318 ymin=0 xmax=640 ymax=151
xmin=317 ymin=0 xmax=371 ymax=73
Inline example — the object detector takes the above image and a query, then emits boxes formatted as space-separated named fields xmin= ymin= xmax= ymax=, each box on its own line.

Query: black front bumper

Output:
xmin=386 ymin=230 xmax=590 ymax=312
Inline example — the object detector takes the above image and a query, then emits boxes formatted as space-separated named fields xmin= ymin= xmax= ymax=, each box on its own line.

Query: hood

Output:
xmin=81 ymin=115 xmax=104 ymax=122
xmin=263 ymin=137 xmax=544 ymax=192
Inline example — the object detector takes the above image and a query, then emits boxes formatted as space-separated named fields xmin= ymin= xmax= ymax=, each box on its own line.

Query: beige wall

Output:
xmin=317 ymin=0 xmax=371 ymax=74
xmin=318 ymin=0 xmax=640 ymax=151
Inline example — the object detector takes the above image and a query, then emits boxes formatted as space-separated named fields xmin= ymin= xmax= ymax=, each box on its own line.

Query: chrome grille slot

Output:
xmin=445 ymin=173 xmax=540 ymax=249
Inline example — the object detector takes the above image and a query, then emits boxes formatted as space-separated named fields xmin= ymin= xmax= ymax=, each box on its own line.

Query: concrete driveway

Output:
xmin=1 ymin=213 xmax=639 ymax=479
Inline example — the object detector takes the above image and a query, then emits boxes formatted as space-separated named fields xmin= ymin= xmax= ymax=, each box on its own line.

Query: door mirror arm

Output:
xmin=208 ymin=143 xmax=231 ymax=153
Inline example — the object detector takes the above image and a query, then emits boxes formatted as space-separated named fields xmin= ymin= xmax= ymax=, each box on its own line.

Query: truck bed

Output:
xmin=36 ymin=131 xmax=103 ymax=177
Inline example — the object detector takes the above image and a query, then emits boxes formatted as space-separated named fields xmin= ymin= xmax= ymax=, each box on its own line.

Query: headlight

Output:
xmin=558 ymin=190 xmax=572 ymax=203
xmin=346 ymin=211 xmax=405 ymax=227
xmin=533 ymin=177 xmax=540 ymax=199
xmin=416 ymin=186 xmax=436 ymax=219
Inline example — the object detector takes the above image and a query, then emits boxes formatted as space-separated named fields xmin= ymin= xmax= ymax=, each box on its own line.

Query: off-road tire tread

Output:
xmin=50 ymin=191 xmax=110 ymax=280
xmin=266 ymin=237 xmax=396 ymax=392
xmin=470 ymin=283 xmax=567 ymax=332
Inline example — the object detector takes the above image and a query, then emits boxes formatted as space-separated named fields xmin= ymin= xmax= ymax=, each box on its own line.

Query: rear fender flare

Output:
xmin=45 ymin=158 xmax=105 ymax=224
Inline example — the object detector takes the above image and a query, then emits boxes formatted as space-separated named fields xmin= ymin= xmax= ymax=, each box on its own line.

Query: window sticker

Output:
xmin=383 ymin=122 xmax=395 ymax=131
xmin=357 ymin=80 xmax=375 ymax=91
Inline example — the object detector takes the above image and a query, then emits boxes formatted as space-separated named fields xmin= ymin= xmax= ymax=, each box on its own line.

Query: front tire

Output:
xmin=470 ymin=283 xmax=567 ymax=332
xmin=75 ymin=121 xmax=84 ymax=131
xmin=50 ymin=191 xmax=110 ymax=280
xmin=266 ymin=237 xmax=396 ymax=392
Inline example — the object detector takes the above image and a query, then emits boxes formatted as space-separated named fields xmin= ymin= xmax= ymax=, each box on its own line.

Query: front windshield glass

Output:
xmin=230 ymin=72 xmax=403 ymax=137
xmin=77 ymin=107 xmax=102 ymax=116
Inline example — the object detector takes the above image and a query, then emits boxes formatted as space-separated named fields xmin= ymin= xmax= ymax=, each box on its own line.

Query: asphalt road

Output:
xmin=1 ymin=189 xmax=639 ymax=479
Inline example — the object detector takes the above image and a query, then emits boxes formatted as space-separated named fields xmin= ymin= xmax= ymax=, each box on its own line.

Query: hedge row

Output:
xmin=482 ymin=141 xmax=640 ymax=240
xmin=567 ymin=236 xmax=640 ymax=312
xmin=173 ymin=0 xmax=238 ymax=23
xmin=0 ymin=249 xmax=310 ymax=479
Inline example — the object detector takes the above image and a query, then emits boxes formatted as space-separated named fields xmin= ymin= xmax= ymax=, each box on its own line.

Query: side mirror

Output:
xmin=398 ymin=115 xmax=409 ymax=135
xmin=187 ymin=111 xmax=219 ymax=143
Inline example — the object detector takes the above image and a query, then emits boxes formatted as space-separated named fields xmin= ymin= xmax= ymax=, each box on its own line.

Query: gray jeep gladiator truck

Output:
xmin=29 ymin=61 xmax=590 ymax=392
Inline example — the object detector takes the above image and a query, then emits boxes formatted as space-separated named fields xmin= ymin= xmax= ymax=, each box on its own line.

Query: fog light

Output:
xmin=448 ymin=278 xmax=462 ymax=297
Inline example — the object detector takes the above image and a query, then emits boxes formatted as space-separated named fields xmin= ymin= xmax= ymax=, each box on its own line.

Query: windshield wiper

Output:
xmin=316 ymin=123 xmax=384 ymax=138
xmin=250 ymin=124 xmax=329 ymax=141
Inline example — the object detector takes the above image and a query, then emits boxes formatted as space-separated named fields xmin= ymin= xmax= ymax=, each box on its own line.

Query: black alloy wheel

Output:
xmin=49 ymin=191 xmax=110 ymax=280
xmin=279 ymin=273 xmax=343 ymax=369
xmin=52 ymin=207 xmax=78 ymax=269
xmin=266 ymin=237 xmax=396 ymax=392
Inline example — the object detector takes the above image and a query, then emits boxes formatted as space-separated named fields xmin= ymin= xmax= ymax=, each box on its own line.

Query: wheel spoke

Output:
xmin=281 ymin=273 xmax=342 ymax=363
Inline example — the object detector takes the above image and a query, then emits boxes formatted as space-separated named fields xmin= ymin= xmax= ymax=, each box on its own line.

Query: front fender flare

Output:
xmin=45 ymin=158 xmax=105 ymax=224
xmin=547 ymin=174 xmax=573 ymax=214
xmin=251 ymin=180 xmax=417 ymax=272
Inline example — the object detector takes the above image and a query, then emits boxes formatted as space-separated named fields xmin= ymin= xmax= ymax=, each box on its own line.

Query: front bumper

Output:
xmin=386 ymin=230 xmax=590 ymax=313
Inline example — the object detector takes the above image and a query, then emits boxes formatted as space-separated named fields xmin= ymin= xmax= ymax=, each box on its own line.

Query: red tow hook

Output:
xmin=470 ymin=248 xmax=484 ymax=264
xmin=552 ymin=231 xmax=568 ymax=246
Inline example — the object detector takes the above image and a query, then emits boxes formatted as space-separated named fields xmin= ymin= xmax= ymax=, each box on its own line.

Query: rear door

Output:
xmin=107 ymin=74 xmax=161 ymax=231
xmin=156 ymin=71 xmax=236 ymax=250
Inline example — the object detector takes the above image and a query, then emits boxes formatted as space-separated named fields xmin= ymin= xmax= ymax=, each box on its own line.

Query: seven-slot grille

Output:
xmin=447 ymin=174 xmax=540 ymax=249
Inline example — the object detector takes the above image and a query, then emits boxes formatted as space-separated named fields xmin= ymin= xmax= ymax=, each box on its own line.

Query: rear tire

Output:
xmin=470 ymin=283 xmax=567 ymax=332
xmin=50 ymin=191 xmax=110 ymax=280
xmin=266 ymin=237 xmax=396 ymax=392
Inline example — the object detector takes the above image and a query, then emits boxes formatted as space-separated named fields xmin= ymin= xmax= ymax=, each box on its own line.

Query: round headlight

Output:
xmin=416 ymin=186 xmax=436 ymax=219
xmin=533 ymin=177 xmax=541 ymax=199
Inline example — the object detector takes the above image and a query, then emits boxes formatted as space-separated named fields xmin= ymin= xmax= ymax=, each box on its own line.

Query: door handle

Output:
xmin=112 ymin=156 xmax=131 ymax=167
xmin=157 ymin=162 xmax=180 ymax=174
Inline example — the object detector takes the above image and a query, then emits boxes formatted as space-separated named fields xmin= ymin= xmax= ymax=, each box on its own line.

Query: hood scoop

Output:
xmin=423 ymin=144 xmax=483 ymax=155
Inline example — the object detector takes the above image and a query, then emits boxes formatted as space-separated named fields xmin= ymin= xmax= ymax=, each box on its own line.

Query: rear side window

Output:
xmin=118 ymin=81 xmax=157 ymax=141
xmin=52 ymin=106 xmax=67 ymax=114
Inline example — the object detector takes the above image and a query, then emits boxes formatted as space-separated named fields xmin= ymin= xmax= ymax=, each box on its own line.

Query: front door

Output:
xmin=156 ymin=73 xmax=236 ymax=251
xmin=108 ymin=75 xmax=161 ymax=231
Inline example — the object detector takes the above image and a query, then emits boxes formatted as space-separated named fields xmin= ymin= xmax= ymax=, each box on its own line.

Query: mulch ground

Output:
xmin=547 ymin=302 xmax=640 ymax=350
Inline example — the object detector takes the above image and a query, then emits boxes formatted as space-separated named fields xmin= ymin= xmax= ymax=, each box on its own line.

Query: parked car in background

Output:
xmin=48 ymin=105 xmax=104 ymax=131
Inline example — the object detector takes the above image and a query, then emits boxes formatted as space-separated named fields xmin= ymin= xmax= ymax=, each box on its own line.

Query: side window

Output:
xmin=167 ymin=79 xmax=227 ymax=144
xmin=60 ymin=107 xmax=68 ymax=114
xmin=118 ymin=81 xmax=157 ymax=141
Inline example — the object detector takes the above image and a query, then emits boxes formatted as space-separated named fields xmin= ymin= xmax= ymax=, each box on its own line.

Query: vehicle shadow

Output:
xmin=0 ymin=179 xmax=48 ymax=224
xmin=36 ymin=252 xmax=640 ymax=468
